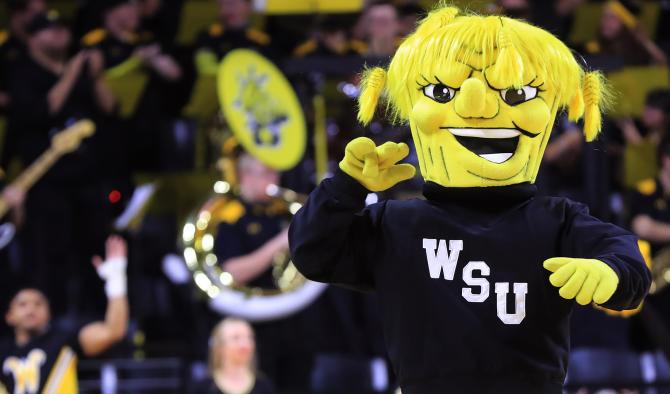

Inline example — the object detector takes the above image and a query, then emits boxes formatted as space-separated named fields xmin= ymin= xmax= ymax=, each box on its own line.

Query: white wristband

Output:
xmin=97 ymin=256 xmax=128 ymax=298
xmin=104 ymin=274 xmax=127 ymax=298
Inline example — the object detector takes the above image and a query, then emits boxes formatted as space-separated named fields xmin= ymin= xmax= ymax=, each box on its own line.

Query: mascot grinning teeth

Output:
xmin=289 ymin=5 xmax=651 ymax=394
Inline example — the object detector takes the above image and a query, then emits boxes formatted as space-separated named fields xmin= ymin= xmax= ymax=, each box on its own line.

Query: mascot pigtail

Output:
xmin=582 ymin=71 xmax=609 ymax=142
xmin=358 ymin=67 xmax=387 ymax=125
xmin=490 ymin=22 xmax=524 ymax=88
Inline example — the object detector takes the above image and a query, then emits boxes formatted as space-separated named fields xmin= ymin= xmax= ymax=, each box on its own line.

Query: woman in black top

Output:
xmin=198 ymin=318 xmax=276 ymax=394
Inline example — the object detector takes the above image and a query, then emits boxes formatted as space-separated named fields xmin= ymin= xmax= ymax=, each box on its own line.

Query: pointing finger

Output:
xmin=386 ymin=163 xmax=416 ymax=182
xmin=559 ymin=267 xmax=587 ymax=299
xmin=543 ymin=257 xmax=570 ymax=273
xmin=378 ymin=143 xmax=410 ymax=168
xmin=549 ymin=262 xmax=577 ymax=287
xmin=593 ymin=279 xmax=618 ymax=304
xmin=576 ymin=273 xmax=600 ymax=305
xmin=346 ymin=137 xmax=376 ymax=162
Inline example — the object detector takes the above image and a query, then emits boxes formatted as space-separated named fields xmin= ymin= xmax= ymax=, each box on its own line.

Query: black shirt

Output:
xmin=289 ymin=171 xmax=650 ymax=394
xmin=0 ymin=32 xmax=25 ymax=166
xmin=292 ymin=38 xmax=366 ymax=58
xmin=7 ymin=56 xmax=105 ymax=183
xmin=81 ymin=29 xmax=154 ymax=68
xmin=214 ymin=199 xmax=286 ymax=289
xmin=0 ymin=326 xmax=82 ymax=393
xmin=0 ymin=33 xmax=26 ymax=92
xmin=195 ymin=24 xmax=272 ymax=59
xmin=196 ymin=374 xmax=276 ymax=394
xmin=630 ymin=178 xmax=670 ymax=254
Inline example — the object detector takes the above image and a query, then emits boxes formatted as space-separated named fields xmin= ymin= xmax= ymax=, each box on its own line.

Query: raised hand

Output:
xmin=134 ymin=44 xmax=161 ymax=63
xmin=92 ymin=236 xmax=128 ymax=299
xmin=543 ymin=257 xmax=619 ymax=305
xmin=85 ymin=49 xmax=105 ymax=80
xmin=339 ymin=137 xmax=416 ymax=192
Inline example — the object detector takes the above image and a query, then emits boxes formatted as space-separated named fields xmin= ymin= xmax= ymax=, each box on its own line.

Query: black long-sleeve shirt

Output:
xmin=7 ymin=56 xmax=105 ymax=184
xmin=289 ymin=171 xmax=650 ymax=394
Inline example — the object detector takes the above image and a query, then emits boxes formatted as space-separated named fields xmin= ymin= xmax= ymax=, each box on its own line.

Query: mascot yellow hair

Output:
xmin=357 ymin=5 xmax=612 ymax=187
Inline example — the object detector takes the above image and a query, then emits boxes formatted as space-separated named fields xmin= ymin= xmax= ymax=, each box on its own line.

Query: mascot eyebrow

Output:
xmin=358 ymin=6 xmax=612 ymax=142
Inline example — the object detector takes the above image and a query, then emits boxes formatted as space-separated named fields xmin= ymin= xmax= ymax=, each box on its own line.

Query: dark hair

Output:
xmin=6 ymin=287 xmax=48 ymax=312
xmin=102 ymin=0 xmax=137 ymax=13
xmin=26 ymin=11 xmax=64 ymax=35
xmin=366 ymin=0 xmax=397 ymax=12
xmin=317 ymin=14 xmax=356 ymax=33
xmin=646 ymin=89 xmax=670 ymax=115
xmin=397 ymin=4 xmax=425 ymax=18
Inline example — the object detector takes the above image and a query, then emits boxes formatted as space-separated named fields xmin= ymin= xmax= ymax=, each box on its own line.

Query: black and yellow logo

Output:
xmin=218 ymin=49 xmax=306 ymax=170
xmin=3 ymin=349 xmax=46 ymax=394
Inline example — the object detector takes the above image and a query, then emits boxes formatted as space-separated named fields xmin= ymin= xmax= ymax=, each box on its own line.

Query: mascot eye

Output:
xmin=500 ymin=86 xmax=538 ymax=106
xmin=423 ymin=84 xmax=455 ymax=103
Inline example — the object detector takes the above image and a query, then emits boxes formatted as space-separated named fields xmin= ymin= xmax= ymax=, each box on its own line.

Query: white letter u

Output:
xmin=495 ymin=282 xmax=528 ymax=325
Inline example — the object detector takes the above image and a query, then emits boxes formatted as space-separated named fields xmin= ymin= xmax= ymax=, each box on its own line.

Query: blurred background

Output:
xmin=1 ymin=0 xmax=670 ymax=393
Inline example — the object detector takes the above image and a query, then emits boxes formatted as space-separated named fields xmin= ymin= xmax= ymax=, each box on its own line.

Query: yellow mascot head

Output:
xmin=358 ymin=5 xmax=612 ymax=188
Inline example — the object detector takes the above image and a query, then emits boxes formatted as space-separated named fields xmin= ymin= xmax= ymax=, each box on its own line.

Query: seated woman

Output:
xmin=199 ymin=318 xmax=275 ymax=394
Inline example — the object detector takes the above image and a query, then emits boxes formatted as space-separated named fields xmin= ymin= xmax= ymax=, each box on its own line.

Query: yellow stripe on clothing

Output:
xmin=41 ymin=347 xmax=78 ymax=394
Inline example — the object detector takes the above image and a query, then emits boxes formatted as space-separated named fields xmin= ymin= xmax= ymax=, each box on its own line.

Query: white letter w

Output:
xmin=422 ymin=239 xmax=463 ymax=280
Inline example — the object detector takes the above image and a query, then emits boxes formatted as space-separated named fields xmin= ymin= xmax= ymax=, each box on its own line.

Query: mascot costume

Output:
xmin=289 ymin=5 xmax=651 ymax=394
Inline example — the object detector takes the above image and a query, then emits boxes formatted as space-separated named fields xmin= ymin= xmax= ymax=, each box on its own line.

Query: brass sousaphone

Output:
xmin=182 ymin=49 xmax=326 ymax=322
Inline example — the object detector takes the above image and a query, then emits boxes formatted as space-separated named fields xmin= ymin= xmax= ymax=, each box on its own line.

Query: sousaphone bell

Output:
xmin=181 ymin=49 xmax=326 ymax=322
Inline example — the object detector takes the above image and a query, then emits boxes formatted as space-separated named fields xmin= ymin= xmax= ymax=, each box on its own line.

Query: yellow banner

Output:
xmin=256 ymin=0 xmax=363 ymax=14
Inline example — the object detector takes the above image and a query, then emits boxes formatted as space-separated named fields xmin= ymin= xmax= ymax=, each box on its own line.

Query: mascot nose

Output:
xmin=454 ymin=78 xmax=498 ymax=119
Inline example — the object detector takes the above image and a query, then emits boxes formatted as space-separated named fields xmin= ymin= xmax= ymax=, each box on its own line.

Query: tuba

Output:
xmin=181 ymin=49 xmax=326 ymax=322
xmin=650 ymin=246 xmax=670 ymax=295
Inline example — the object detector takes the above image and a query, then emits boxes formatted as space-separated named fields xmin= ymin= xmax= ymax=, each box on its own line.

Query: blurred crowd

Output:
xmin=0 ymin=0 xmax=670 ymax=392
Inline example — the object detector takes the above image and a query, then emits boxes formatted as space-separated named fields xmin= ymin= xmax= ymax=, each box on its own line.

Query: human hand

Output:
xmin=339 ymin=137 xmax=416 ymax=192
xmin=543 ymin=257 xmax=619 ymax=305
xmin=92 ymin=235 xmax=128 ymax=298
xmin=616 ymin=117 xmax=642 ymax=144
xmin=66 ymin=51 xmax=88 ymax=75
xmin=2 ymin=186 xmax=25 ymax=210
xmin=85 ymin=49 xmax=105 ymax=79
xmin=134 ymin=44 xmax=161 ymax=63
xmin=272 ymin=228 xmax=289 ymax=252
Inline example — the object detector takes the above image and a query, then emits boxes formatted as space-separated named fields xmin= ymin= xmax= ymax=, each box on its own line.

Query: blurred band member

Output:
xmin=194 ymin=0 xmax=272 ymax=76
xmin=216 ymin=153 xmax=288 ymax=286
xmin=0 ymin=236 xmax=129 ymax=394
xmin=631 ymin=140 xmax=670 ymax=253
xmin=1 ymin=0 xmax=47 ymax=111
xmin=9 ymin=11 xmax=116 ymax=317
xmin=617 ymin=90 xmax=670 ymax=186
xmin=81 ymin=0 xmax=181 ymax=81
xmin=292 ymin=15 xmax=367 ymax=58
xmin=199 ymin=318 xmax=275 ymax=394
xmin=356 ymin=1 xmax=400 ymax=58
xmin=81 ymin=0 xmax=181 ymax=172
xmin=3 ymin=0 xmax=47 ymax=54
xmin=585 ymin=0 xmax=667 ymax=65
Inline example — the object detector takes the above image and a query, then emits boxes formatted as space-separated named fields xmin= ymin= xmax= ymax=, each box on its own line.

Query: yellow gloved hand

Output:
xmin=543 ymin=257 xmax=619 ymax=305
xmin=339 ymin=137 xmax=416 ymax=192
